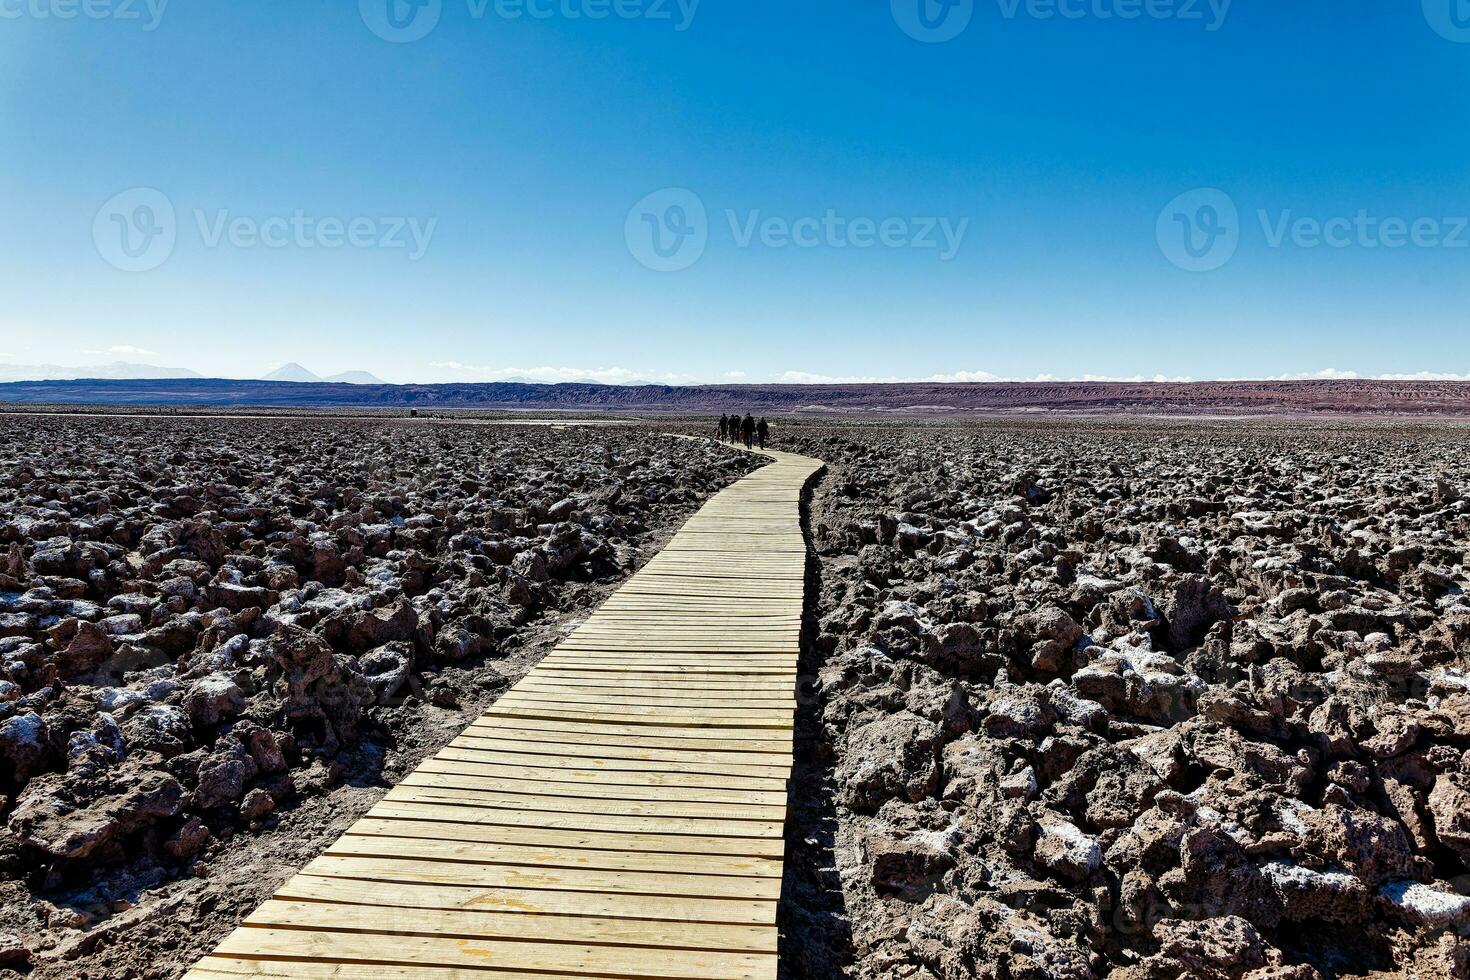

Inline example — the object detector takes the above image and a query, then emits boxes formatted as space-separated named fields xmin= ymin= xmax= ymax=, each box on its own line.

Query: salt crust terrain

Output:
xmin=0 ymin=415 xmax=1468 ymax=979
xmin=780 ymin=419 xmax=1470 ymax=980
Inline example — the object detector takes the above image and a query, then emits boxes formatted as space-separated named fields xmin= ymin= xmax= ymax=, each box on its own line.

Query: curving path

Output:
xmin=183 ymin=442 xmax=825 ymax=980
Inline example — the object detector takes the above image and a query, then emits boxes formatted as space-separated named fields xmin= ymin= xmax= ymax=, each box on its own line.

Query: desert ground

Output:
xmin=1 ymin=413 xmax=1468 ymax=979
xmin=777 ymin=418 xmax=1470 ymax=980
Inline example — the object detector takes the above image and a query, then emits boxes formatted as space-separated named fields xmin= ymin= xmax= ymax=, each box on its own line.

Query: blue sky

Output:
xmin=2 ymin=1 xmax=1468 ymax=384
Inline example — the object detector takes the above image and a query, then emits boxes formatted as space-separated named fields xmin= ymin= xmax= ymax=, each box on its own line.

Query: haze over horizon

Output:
xmin=3 ymin=3 xmax=1468 ymax=383
xmin=3 ymin=358 xmax=1470 ymax=388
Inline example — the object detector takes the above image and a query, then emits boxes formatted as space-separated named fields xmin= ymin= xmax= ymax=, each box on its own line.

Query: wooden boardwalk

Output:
xmin=184 ymin=443 xmax=824 ymax=980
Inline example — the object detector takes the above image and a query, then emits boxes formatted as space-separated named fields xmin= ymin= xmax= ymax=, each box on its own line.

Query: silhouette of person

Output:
xmin=757 ymin=417 xmax=769 ymax=450
xmin=741 ymin=412 xmax=755 ymax=448
xmin=718 ymin=414 xmax=729 ymax=442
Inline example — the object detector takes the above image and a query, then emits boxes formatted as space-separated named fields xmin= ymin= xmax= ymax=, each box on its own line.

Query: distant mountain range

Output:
xmin=2 ymin=377 xmax=1470 ymax=417
xmin=0 ymin=361 xmax=386 ymax=385
xmin=262 ymin=363 xmax=385 ymax=384
xmin=0 ymin=361 xmax=203 ymax=383
xmin=322 ymin=370 xmax=385 ymax=385
xmin=261 ymin=363 xmax=322 ymax=383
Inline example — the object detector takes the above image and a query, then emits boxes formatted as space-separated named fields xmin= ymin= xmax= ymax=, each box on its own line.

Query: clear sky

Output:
xmin=2 ymin=1 xmax=1468 ymax=384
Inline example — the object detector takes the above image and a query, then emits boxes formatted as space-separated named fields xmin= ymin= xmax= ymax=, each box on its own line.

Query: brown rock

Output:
xmin=240 ymin=787 xmax=275 ymax=822
xmin=838 ymin=711 xmax=943 ymax=813
xmin=9 ymin=769 xmax=184 ymax=860
xmin=164 ymin=816 xmax=211 ymax=860
xmin=1428 ymin=772 xmax=1470 ymax=865
xmin=59 ymin=621 xmax=112 ymax=678
xmin=0 ymin=931 xmax=30 ymax=965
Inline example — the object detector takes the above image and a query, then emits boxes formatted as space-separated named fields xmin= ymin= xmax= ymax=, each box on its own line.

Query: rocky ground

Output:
xmin=0 ymin=415 xmax=756 ymax=978
xmin=778 ymin=419 xmax=1470 ymax=980
xmin=4 ymin=412 xmax=1468 ymax=980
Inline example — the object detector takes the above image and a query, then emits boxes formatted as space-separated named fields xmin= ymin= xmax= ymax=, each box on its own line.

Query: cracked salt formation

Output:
xmin=782 ymin=418 xmax=1470 ymax=980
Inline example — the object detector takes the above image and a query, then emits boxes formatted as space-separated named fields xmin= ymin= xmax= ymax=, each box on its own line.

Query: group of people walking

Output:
xmin=718 ymin=413 xmax=769 ymax=449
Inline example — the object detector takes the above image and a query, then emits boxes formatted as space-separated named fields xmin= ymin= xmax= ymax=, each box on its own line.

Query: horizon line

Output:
xmin=4 ymin=375 xmax=1470 ymax=389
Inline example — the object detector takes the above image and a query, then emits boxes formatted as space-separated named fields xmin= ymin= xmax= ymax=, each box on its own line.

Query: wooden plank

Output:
xmin=504 ymin=687 xmax=795 ymax=703
xmin=564 ymin=631 xmax=799 ymax=641
xmin=439 ymin=745 xmax=791 ymax=778
xmin=399 ymin=770 xmax=788 ymax=806
xmin=565 ymin=623 xmax=801 ymax=631
xmin=298 ymin=860 xmax=780 ymax=924
xmin=511 ymin=675 xmax=796 ymax=691
xmin=542 ymin=647 xmax=798 ymax=657
xmin=367 ymin=800 xmax=786 ymax=842
xmin=545 ymin=650 xmax=797 ymax=659
xmin=465 ymin=715 xmax=794 ymax=744
xmin=327 ymin=833 xmax=782 ymax=878
xmin=508 ymin=681 xmax=796 ymax=698
xmin=211 ymin=928 xmax=777 ymax=980
xmin=479 ymin=705 xmax=794 ymax=732
xmin=415 ymin=756 xmax=789 ymax=791
xmin=245 ymin=899 xmax=776 ymax=952
xmin=491 ymin=693 xmax=793 ymax=719
xmin=190 ymin=958 xmax=606 ymax=980
xmin=385 ymin=783 xmax=789 ymax=822
xmin=348 ymin=815 xmax=785 ymax=858
xmin=503 ymin=689 xmax=796 ymax=708
xmin=297 ymin=853 xmax=781 ymax=900
xmin=463 ymin=718 xmax=793 ymax=753
xmin=534 ymin=661 xmax=799 ymax=674
xmin=448 ymin=734 xmax=794 ymax=769
xmin=271 ymin=874 xmax=773 ymax=924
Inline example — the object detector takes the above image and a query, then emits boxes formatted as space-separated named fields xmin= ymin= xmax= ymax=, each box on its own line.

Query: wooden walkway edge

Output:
xmin=183 ymin=441 xmax=825 ymax=980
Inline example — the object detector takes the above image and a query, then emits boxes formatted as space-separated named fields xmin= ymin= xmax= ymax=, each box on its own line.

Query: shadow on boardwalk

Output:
xmin=779 ymin=466 xmax=855 ymax=979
